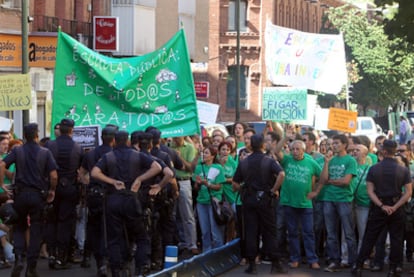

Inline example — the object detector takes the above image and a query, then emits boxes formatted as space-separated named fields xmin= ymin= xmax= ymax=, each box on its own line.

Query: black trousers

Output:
xmin=356 ymin=204 xmax=405 ymax=268
xmin=242 ymin=194 xmax=279 ymax=260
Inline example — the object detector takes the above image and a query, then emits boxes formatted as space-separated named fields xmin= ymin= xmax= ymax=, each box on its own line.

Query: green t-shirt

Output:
xmin=221 ymin=156 xmax=238 ymax=204
xmin=192 ymin=163 xmax=225 ymax=205
xmin=280 ymin=155 xmax=322 ymax=208
xmin=311 ymin=152 xmax=327 ymax=201
xmin=1 ymin=153 xmax=13 ymax=185
xmin=321 ymin=154 xmax=357 ymax=202
xmin=368 ymin=152 xmax=378 ymax=165
xmin=172 ymin=141 xmax=196 ymax=179
xmin=353 ymin=163 xmax=371 ymax=207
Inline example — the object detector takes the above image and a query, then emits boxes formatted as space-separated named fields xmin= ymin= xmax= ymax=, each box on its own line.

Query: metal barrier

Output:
xmin=149 ymin=239 xmax=241 ymax=277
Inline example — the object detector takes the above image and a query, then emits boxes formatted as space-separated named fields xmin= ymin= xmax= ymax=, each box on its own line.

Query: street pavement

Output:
xmin=1 ymin=258 xmax=414 ymax=276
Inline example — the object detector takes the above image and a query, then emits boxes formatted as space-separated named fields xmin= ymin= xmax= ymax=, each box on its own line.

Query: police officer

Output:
xmin=78 ymin=126 xmax=117 ymax=276
xmin=0 ymin=123 xmax=58 ymax=277
xmin=232 ymin=134 xmax=287 ymax=275
xmin=91 ymin=131 xmax=162 ymax=277
xmin=45 ymin=118 xmax=84 ymax=270
xmin=132 ymin=131 xmax=174 ymax=274
xmin=352 ymin=139 xmax=412 ymax=277
xmin=147 ymin=128 xmax=179 ymax=269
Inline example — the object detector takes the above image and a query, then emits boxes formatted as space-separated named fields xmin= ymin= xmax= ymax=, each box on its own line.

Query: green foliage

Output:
xmin=375 ymin=0 xmax=414 ymax=43
xmin=319 ymin=4 xmax=414 ymax=113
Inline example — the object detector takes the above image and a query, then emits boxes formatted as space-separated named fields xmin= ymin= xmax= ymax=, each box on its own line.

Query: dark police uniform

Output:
xmin=93 ymin=139 xmax=159 ymax=277
xmin=80 ymin=129 xmax=114 ymax=275
xmin=1 ymin=123 xmax=58 ymax=277
xmin=149 ymin=132 xmax=177 ymax=270
xmin=354 ymin=155 xmax=411 ymax=276
xmin=233 ymin=146 xmax=286 ymax=274
xmin=45 ymin=118 xmax=83 ymax=269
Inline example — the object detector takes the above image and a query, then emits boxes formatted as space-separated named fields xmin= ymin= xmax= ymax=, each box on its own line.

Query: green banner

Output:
xmin=262 ymin=87 xmax=307 ymax=122
xmin=52 ymin=30 xmax=200 ymax=138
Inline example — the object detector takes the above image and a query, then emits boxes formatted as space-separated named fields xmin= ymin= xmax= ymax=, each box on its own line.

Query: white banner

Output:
xmin=265 ymin=20 xmax=347 ymax=95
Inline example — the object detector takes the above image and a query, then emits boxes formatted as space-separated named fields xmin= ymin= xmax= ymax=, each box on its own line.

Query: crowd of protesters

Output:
xmin=0 ymin=119 xmax=413 ymax=277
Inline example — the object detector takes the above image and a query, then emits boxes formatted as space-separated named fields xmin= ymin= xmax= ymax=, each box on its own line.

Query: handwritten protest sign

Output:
xmin=52 ymin=30 xmax=200 ymax=138
xmin=0 ymin=74 xmax=31 ymax=111
xmin=265 ymin=20 xmax=347 ymax=95
xmin=262 ymin=87 xmax=307 ymax=122
xmin=328 ymin=107 xmax=357 ymax=133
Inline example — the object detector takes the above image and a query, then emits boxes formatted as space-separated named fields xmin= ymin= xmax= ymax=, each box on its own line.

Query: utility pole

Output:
xmin=22 ymin=0 xmax=29 ymax=125
xmin=15 ymin=0 xmax=30 ymax=138
xmin=235 ymin=0 xmax=240 ymax=122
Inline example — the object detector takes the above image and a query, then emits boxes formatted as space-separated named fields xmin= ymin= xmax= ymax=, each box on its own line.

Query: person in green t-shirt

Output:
xmin=171 ymin=136 xmax=198 ymax=254
xmin=217 ymin=141 xmax=238 ymax=242
xmin=192 ymin=145 xmax=226 ymax=253
xmin=350 ymin=144 xmax=370 ymax=254
xmin=320 ymin=134 xmax=358 ymax=272
xmin=233 ymin=122 xmax=247 ymax=153
xmin=279 ymin=140 xmax=322 ymax=269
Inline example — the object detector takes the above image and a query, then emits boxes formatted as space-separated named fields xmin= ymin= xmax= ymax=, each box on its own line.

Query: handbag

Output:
xmin=209 ymin=192 xmax=234 ymax=225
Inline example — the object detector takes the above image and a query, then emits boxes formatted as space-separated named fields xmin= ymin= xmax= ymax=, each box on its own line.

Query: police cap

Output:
xmin=23 ymin=123 xmax=38 ymax=136
xmin=60 ymin=118 xmax=75 ymax=128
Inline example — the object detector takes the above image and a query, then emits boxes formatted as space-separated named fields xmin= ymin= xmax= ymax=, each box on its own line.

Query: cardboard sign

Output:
xmin=327 ymin=108 xmax=357 ymax=133
xmin=262 ymin=87 xmax=307 ymax=122
xmin=197 ymin=100 xmax=219 ymax=124
xmin=0 ymin=74 xmax=32 ymax=111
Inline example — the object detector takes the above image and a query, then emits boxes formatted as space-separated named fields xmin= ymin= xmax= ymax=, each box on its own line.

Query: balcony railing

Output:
xmin=33 ymin=15 xmax=91 ymax=35
xmin=33 ymin=15 xmax=92 ymax=47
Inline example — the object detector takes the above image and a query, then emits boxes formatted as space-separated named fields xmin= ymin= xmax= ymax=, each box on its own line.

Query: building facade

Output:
xmin=204 ymin=0 xmax=345 ymax=123
xmin=0 ymin=0 xmax=346 ymax=137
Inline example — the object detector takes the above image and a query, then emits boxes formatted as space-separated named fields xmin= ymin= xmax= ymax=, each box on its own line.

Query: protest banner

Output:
xmin=328 ymin=107 xmax=357 ymax=133
xmin=0 ymin=74 xmax=31 ymax=111
xmin=262 ymin=87 xmax=307 ymax=122
xmin=265 ymin=20 xmax=347 ymax=95
xmin=52 ymin=30 xmax=200 ymax=138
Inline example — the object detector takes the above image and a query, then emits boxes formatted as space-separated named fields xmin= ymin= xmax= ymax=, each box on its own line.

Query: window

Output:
xmin=226 ymin=65 xmax=248 ymax=110
xmin=1 ymin=0 xmax=21 ymax=9
xmin=228 ymin=0 xmax=247 ymax=32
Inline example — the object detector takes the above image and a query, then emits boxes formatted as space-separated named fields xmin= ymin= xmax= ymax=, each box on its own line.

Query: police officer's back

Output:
xmin=232 ymin=134 xmax=287 ymax=274
xmin=91 ymin=131 xmax=162 ymax=277
xmin=44 ymin=118 xmax=84 ymax=269
xmin=78 ymin=126 xmax=117 ymax=275
xmin=0 ymin=123 xmax=58 ymax=277
xmin=353 ymin=139 xmax=412 ymax=277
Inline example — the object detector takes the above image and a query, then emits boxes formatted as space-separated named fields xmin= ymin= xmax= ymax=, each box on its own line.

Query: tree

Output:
xmin=320 ymin=5 xmax=414 ymax=113
xmin=375 ymin=0 xmax=414 ymax=43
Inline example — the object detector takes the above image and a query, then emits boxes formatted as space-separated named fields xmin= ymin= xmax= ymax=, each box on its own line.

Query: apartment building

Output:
xmin=0 ymin=0 xmax=345 ymax=136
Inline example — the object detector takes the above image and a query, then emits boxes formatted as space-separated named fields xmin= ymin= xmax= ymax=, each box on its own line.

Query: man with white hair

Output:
xmin=278 ymin=139 xmax=323 ymax=269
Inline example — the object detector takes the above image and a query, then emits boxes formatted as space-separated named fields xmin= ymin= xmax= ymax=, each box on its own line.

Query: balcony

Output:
xmin=33 ymin=15 xmax=92 ymax=46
